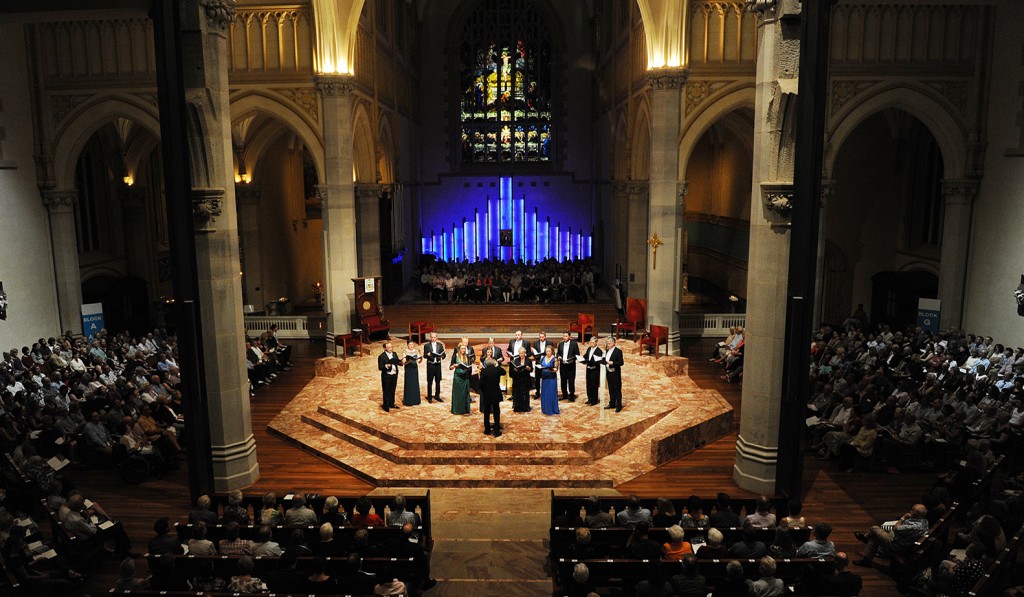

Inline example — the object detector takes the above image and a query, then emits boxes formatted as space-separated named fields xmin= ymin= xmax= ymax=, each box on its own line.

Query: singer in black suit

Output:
xmin=531 ymin=332 xmax=555 ymax=396
xmin=378 ymin=342 xmax=402 ymax=412
xmin=479 ymin=358 xmax=503 ymax=436
xmin=604 ymin=337 xmax=624 ymax=412
xmin=506 ymin=330 xmax=528 ymax=363
xmin=582 ymin=336 xmax=604 ymax=405
xmin=423 ymin=332 xmax=446 ymax=403
xmin=556 ymin=332 xmax=581 ymax=401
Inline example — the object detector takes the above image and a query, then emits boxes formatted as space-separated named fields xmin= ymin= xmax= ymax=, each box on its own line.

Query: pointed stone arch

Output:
xmin=613 ymin=110 xmax=631 ymax=180
xmin=825 ymin=83 xmax=968 ymax=180
xmin=632 ymin=97 xmax=652 ymax=181
xmin=352 ymin=102 xmax=377 ymax=183
xmin=677 ymin=84 xmax=756 ymax=177
xmin=52 ymin=94 xmax=160 ymax=189
xmin=230 ymin=91 xmax=325 ymax=183
xmin=377 ymin=114 xmax=395 ymax=184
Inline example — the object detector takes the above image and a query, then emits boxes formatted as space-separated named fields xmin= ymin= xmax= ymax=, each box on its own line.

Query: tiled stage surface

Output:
xmin=268 ymin=340 xmax=733 ymax=487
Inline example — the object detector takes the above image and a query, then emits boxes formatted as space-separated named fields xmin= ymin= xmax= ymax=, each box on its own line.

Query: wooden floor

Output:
xmin=72 ymin=336 xmax=933 ymax=595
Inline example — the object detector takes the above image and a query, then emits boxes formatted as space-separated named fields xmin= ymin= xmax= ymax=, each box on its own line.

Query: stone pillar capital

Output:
xmin=819 ymin=179 xmax=836 ymax=208
xmin=42 ymin=190 xmax=78 ymax=214
xmin=354 ymin=184 xmax=383 ymax=200
xmin=760 ymin=182 xmax=794 ymax=218
xmin=234 ymin=183 xmax=261 ymax=205
xmin=313 ymin=184 xmax=328 ymax=208
xmin=646 ymin=68 xmax=689 ymax=91
xmin=202 ymin=0 xmax=237 ymax=32
xmin=316 ymin=74 xmax=356 ymax=98
xmin=940 ymin=179 xmax=979 ymax=205
xmin=677 ymin=181 xmax=689 ymax=206
xmin=192 ymin=187 xmax=226 ymax=232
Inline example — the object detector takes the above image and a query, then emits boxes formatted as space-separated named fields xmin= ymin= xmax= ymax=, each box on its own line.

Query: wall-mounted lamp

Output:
xmin=122 ymin=175 xmax=134 ymax=186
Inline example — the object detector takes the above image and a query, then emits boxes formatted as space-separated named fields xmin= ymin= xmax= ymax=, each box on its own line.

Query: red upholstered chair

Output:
xmin=638 ymin=324 xmax=669 ymax=357
xmin=332 ymin=332 xmax=363 ymax=359
xmin=360 ymin=314 xmax=391 ymax=340
xmin=616 ymin=297 xmax=647 ymax=340
xmin=567 ymin=313 xmax=595 ymax=341
xmin=408 ymin=321 xmax=435 ymax=344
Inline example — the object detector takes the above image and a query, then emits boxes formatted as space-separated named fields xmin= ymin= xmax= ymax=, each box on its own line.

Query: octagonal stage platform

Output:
xmin=268 ymin=339 xmax=733 ymax=488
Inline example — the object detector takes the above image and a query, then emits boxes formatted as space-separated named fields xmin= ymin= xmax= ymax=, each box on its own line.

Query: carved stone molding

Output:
xmin=685 ymin=80 xmax=732 ymax=116
xmin=677 ymin=181 xmax=689 ymax=205
xmin=761 ymin=182 xmax=793 ymax=217
xmin=42 ymin=190 xmax=78 ymax=214
xmin=744 ymin=0 xmax=776 ymax=15
xmin=354 ymin=184 xmax=383 ymax=201
xmin=203 ymin=0 xmax=237 ymax=31
xmin=50 ymin=94 xmax=92 ymax=125
xmin=316 ymin=75 xmax=356 ymax=98
xmin=192 ymin=187 xmax=225 ymax=231
xmin=820 ymin=179 xmax=835 ymax=208
xmin=276 ymin=87 xmax=319 ymax=123
xmin=829 ymin=80 xmax=877 ymax=117
xmin=313 ymin=184 xmax=328 ymax=208
xmin=925 ymin=80 xmax=968 ymax=115
xmin=940 ymin=179 xmax=979 ymax=204
xmin=647 ymin=69 xmax=689 ymax=91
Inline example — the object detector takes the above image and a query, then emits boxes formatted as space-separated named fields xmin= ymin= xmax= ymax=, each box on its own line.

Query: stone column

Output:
xmin=234 ymin=183 xmax=263 ymax=309
xmin=120 ymin=186 xmax=157 ymax=301
xmin=646 ymin=69 xmax=688 ymax=354
xmin=611 ymin=182 xmax=631 ymax=286
xmin=626 ymin=182 xmax=650 ymax=299
xmin=184 ymin=0 xmax=258 ymax=491
xmin=733 ymin=0 xmax=801 ymax=495
xmin=42 ymin=190 xmax=83 ymax=334
xmin=355 ymin=184 xmax=382 ymax=278
xmin=316 ymin=75 xmax=360 ymax=352
xmin=812 ymin=179 xmax=835 ymax=327
xmin=938 ymin=179 xmax=979 ymax=330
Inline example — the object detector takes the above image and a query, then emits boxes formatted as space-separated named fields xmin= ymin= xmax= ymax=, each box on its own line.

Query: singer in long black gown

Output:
xmin=402 ymin=341 xmax=422 ymax=406
xmin=510 ymin=347 xmax=533 ymax=412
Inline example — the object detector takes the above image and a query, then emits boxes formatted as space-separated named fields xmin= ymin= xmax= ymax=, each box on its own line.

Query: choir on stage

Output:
xmin=378 ymin=330 xmax=626 ymax=434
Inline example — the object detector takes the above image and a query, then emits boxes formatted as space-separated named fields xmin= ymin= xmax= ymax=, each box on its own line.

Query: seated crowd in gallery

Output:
xmin=416 ymin=256 xmax=598 ymax=304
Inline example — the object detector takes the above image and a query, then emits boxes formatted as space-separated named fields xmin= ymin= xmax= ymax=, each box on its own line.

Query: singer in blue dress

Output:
xmin=539 ymin=345 xmax=560 ymax=415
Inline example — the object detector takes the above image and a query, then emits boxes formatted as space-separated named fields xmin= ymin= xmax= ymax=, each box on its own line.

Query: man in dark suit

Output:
xmin=483 ymin=337 xmax=505 ymax=364
xmin=378 ymin=342 xmax=401 ymax=412
xmin=604 ymin=337 xmax=624 ymax=412
xmin=557 ymin=331 xmax=581 ymax=401
xmin=424 ymin=332 xmax=446 ymax=403
xmin=532 ymin=331 xmax=554 ymax=396
xmin=460 ymin=336 xmax=478 ymax=396
xmin=506 ymin=330 xmax=527 ymax=362
xmin=583 ymin=336 xmax=604 ymax=405
xmin=479 ymin=358 xmax=503 ymax=436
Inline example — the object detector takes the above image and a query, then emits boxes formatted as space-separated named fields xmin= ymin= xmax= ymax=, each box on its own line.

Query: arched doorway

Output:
xmin=681 ymin=107 xmax=754 ymax=308
xmin=826 ymin=108 xmax=944 ymax=326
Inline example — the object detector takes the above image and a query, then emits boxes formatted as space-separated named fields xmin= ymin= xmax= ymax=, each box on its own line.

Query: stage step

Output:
xmin=301 ymin=410 xmax=593 ymax=466
xmin=382 ymin=303 xmax=620 ymax=336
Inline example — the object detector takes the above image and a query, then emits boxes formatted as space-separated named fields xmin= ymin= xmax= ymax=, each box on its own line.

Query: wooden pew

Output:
xmin=142 ymin=553 xmax=416 ymax=583
xmin=966 ymin=526 xmax=1024 ymax=597
xmin=210 ymin=491 xmax=432 ymax=548
xmin=549 ymin=525 xmax=812 ymax=561
xmin=174 ymin=522 xmax=417 ymax=548
xmin=549 ymin=491 xmax=788 ymax=527
xmin=553 ymin=556 xmax=835 ymax=594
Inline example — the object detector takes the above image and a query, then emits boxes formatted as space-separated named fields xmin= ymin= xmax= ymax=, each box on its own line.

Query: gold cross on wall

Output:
xmin=647 ymin=233 xmax=664 ymax=269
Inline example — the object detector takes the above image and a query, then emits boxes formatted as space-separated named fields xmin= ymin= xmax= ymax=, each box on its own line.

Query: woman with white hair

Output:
xmin=662 ymin=524 xmax=693 ymax=560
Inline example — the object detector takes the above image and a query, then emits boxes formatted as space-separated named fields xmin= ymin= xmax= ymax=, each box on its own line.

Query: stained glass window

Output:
xmin=459 ymin=0 xmax=553 ymax=164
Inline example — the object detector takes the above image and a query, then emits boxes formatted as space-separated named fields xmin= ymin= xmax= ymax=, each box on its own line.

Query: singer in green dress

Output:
xmin=450 ymin=343 xmax=471 ymax=415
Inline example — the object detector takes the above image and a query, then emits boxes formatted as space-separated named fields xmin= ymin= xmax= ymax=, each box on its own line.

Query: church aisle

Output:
xmin=423 ymin=487 xmax=556 ymax=596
